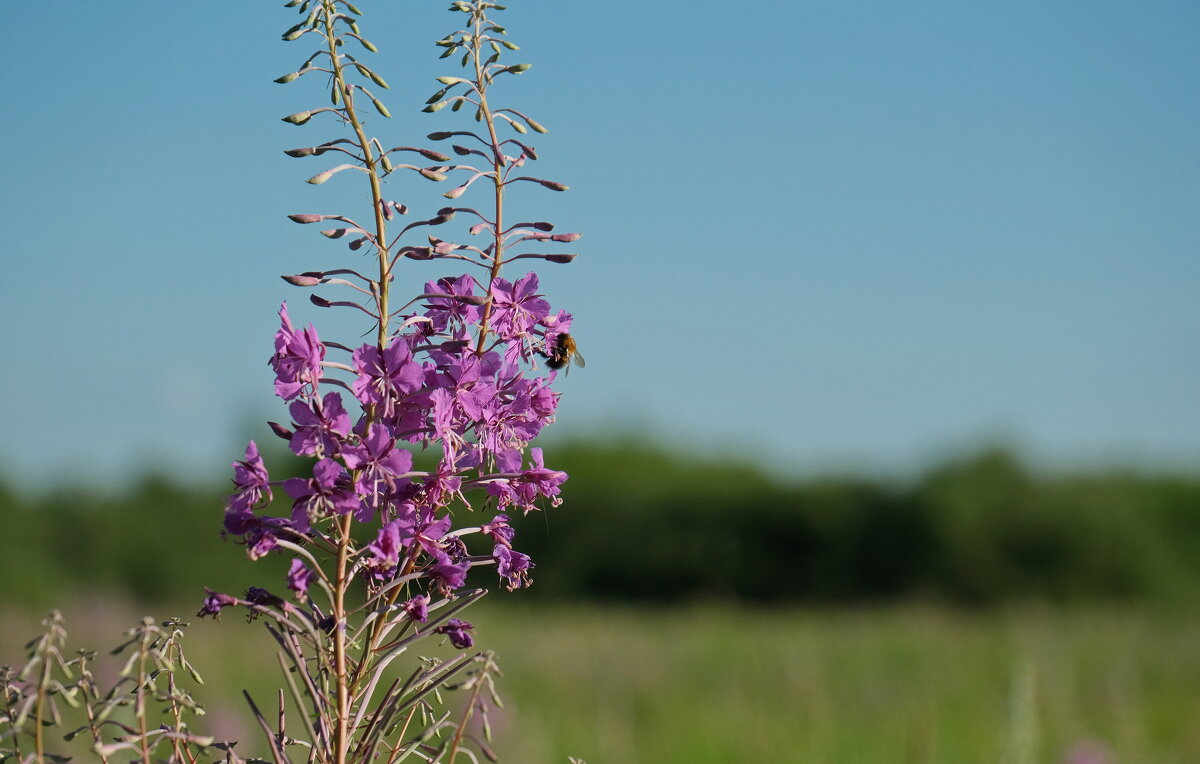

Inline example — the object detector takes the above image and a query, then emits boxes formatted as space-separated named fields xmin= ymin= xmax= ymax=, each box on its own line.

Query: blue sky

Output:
xmin=2 ymin=1 xmax=1198 ymax=490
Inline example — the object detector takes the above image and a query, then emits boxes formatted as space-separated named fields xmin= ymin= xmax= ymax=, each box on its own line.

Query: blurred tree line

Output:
xmin=3 ymin=441 xmax=1199 ymax=608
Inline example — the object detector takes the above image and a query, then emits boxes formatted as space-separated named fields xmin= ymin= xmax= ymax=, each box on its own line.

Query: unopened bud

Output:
xmin=284 ymin=147 xmax=317 ymax=158
xmin=282 ymin=111 xmax=313 ymax=125
xmin=420 ymin=149 xmax=450 ymax=161
xmin=427 ymin=131 xmax=454 ymax=141
xmin=551 ymin=232 xmax=582 ymax=243
xmin=539 ymin=180 xmax=569 ymax=191
xmin=288 ymin=214 xmax=323 ymax=224
xmin=283 ymin=274 xmax=322 ymax=287
xmin=545 ymin=253 xmax=577 ymax=263
xmin=268 ymin=421 xmax=294 ymax=440
xmin=310 ymin=295 xmax=333 ymax=307
xmin=419 ymin=168 xmax=447 ymax=182
xmin=274 ymin=71 xmax=300 ymax=84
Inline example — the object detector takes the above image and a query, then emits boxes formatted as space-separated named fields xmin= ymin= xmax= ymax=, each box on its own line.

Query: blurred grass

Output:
xmin=4 ymin=601 xmax=1199 ymax=763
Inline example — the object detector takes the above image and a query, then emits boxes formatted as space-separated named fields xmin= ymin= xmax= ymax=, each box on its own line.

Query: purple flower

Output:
xmin=369 ymin=517 xmax=406 ymax=570
xmin=283 ymin=457 xmax=360 ymax=532
xmin=270 ymin=302 xmax=325 ymax=401
xmin=287 ymin=558 xmax=313 ymax=598
xmin=494 ymin=545 xmax=534 ymax=591
xmin=228 ymin=441 xmax=271 ymax=514
xmin=289 ymin=392 xmax=351 ymax=456
xmin=435 ymin=618 xmax=475 ymax=649
xmin=481 ymin=514 xmax=515 ymax=546
xmin=428 ymin=549 xmax=469 ymax=590
xmin=197 ymin=589 xmax=238 ymax=619
xmin=341 ymin=423 xmax=414 ymax=520
xmin=488 ymin=273 xmax=550 ymax=340
xmin=487 ymin=448 xmax=567 ymax=512
xmin=403 ymin=594 xmax=430 ymax=623
xmin=423 ymin=274 xmax=481 ymax=331
xmin=352 ymin=340 xmax=423 ymax=417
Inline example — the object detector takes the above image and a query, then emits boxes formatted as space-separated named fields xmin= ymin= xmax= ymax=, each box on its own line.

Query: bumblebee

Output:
xmin=546 ymin=332 xmax=585 ymax=374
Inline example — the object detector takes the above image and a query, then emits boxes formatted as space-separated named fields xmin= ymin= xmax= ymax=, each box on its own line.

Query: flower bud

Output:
xmin=419 ymin=168 xmax=448 ymax=182
xmin=427 ymin=131 xmax=454 ymax=141
xmin=545 ymin=253 xmax=577 ymax=263
xmin=284 ymin=147 xmax=317 ymax=157
xmin=310 ymin=295 xmax=333 ymax=307
xmin=282 ymin=274 xmax=322 ymax=287
xmin=267 ymin=421 xmax=293 ymax=440
xmin=288 ymin=214 xmax=324 ymax=224
xmin=282 ymin=111 xmax=313 ymax=125
xmin=539 ymin=180 xmax=568 ymax=191
xmin=274 ymin=71 xmax=300 ymax=84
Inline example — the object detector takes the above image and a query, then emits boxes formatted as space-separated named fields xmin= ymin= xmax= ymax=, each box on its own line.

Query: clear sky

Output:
xmin=2 ymin=1 xmax=1198 ymax=490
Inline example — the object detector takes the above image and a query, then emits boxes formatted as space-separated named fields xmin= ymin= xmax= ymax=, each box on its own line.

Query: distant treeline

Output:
xmin=3 ymin=442 xmax=1199 ymax=608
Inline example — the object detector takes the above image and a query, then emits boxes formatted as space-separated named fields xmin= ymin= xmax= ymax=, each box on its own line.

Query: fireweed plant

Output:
xmin=1 ymin=2 xmax=585 ymax=762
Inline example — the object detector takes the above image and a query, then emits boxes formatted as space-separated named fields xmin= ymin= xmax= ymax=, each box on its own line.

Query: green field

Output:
xmin=4 ymin=602 xmax=1199 ymax=763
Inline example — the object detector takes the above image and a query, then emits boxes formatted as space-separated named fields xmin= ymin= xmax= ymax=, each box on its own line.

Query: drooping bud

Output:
xmin=427 ymin=131 xmax=454 ymax=141
xmin=419 ymin=168 xmax=448 ymax=182
xmin=267 ymin=421 xmax=294 ymax=440
xmin=372 ymin=99 xmax=391 ymax=118
xmin=282 ymin=111 xmax=314 ymax=125
xmin=506 ymin=63 xmax=532 ymax=74
xmin=310 ymin=295 xmax=333 ymax=307
xmin=545 ymin=254 xmax=577 ymax=263
xmin=274 ymin=71 xmax=300 ymax=84
xmin=539 ymin=180 xmax=568 ymax=191
xmin=282 ymin=274 xmax=322 ymax=287
xmin=551 ymin=233 xmax=582 ymax=243
xmin=284 ymin=147 xmax=317 ymax=158
xmin=420 ymin=149 xmax=450 ymax=161
xmin=288 ymin=214 xmax=324 ymax=224
xmin=525 ymin=116 xmax=548 ymax=133
xmin=443 ymin=184 xmax=468 ymax=200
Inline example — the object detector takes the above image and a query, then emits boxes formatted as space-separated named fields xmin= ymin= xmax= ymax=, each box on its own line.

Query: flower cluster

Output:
xmin=222 ymin=270 xmax=569 ymax=601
